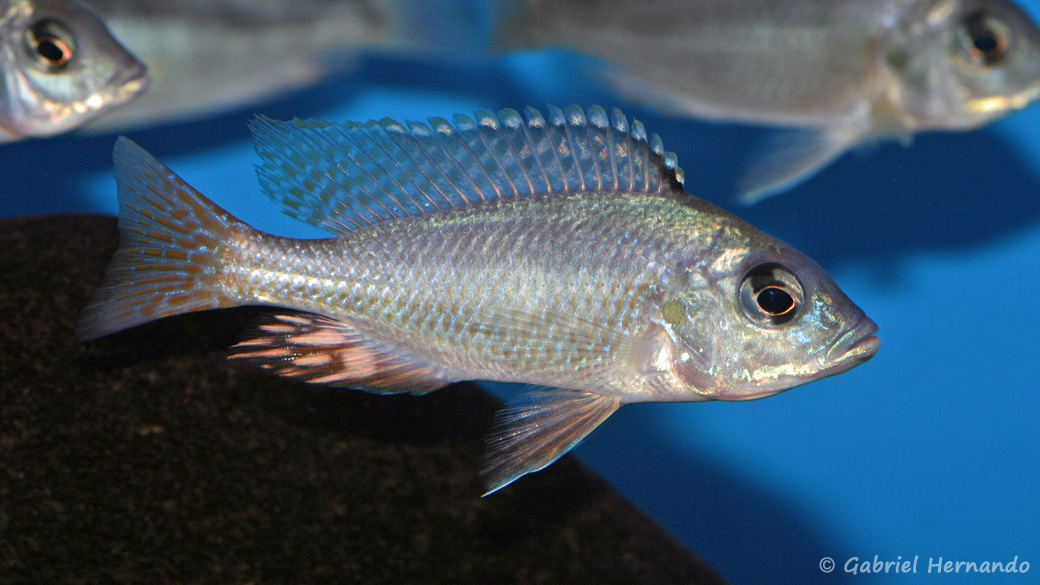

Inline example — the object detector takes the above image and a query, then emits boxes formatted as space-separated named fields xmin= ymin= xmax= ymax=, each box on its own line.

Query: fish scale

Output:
xmin=223 ymin=196 xmax=674 ymax=386
xmin=78 ymin=105 xmax=878 ymax=494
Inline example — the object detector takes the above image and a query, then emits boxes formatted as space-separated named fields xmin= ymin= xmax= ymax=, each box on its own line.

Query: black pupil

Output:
xmin=974 ymin=31 xmax=999 ymax=53
xmin=36 ymin=37 xmax=66 ymax=63
xmin=965 ymin=13 xmax=1006 ymax=62
xmin=757 ymin=286 xmax=794 ymax=315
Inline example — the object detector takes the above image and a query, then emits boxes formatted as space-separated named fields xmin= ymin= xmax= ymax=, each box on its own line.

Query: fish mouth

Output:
xmin=820 ymin=316 xmax=880 ymax=377
xmin=965 ymin=85 xmax=1040 ymax=117
xmin=105 ymin=62 xmax=151 ymax=107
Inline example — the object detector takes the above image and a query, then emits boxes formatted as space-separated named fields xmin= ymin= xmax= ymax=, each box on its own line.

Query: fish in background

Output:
xmin=0 ymin=0 xmax=148 ymax=142
xmin=76 ymin=105 xmax=880 ymax=493
xmin=496 ymin=0 xmax=1040 ymax=202
xmin=79 ymin=0 xmax=485 ymax=131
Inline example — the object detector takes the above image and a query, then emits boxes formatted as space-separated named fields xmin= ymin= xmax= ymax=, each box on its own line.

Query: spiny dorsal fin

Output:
xmin=481 ymin=388 xmax=621 ymax=495
xmin=249 ymin=105 xmax=685 ymax=236
xmin=229 ymin=312 xmax=450 ymax=395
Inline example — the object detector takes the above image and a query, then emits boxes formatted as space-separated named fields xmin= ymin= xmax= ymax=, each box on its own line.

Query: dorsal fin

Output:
xmin=249 ymin=105 xmax=685 ymax=236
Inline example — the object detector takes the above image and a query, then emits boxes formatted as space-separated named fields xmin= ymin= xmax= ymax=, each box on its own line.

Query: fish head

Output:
xmin=657 ymin=227 xmax=879 ymax=402
xmin=893 ymin=0 xmax=1040 ymax=130
xmin=0 ymin=0 xmax=148 ymax=140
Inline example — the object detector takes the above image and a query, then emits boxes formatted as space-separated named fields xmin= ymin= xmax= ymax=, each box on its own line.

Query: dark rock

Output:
xmin=0 ymin=214 xmax=728 ymax=585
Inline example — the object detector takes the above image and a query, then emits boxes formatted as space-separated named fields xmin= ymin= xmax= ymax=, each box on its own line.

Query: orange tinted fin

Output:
xmin=229 ymin=312 xmax=451 ymax=395
xmin=77 ymin=138 xmax=245 ymax=341
xmin=480 ymin=388 xmax=621 ymax=495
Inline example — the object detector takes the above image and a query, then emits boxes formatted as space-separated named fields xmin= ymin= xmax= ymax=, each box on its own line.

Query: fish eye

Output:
xmin=27 ymin=20 xmax=76 ymax=69
xmin=957 ymin=11 xmax=1011 ymax=66
xmin=739 ymin=263 xmax=804 ymax=326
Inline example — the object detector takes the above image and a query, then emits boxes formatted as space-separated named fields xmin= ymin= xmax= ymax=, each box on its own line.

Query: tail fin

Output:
xmin=76 ymin=137 xmax=245 ymax=341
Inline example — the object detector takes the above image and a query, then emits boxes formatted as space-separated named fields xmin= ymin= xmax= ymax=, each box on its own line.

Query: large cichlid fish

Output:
xmin=77 ymin=105 xmax=880 ymax=494
xmin=0 ymin=0 xmax=148 ymax=142
xmin=79 ymin=0 xmax=481 ymax=131
xmin=497 ymin=0 xmax=1040 ymax=202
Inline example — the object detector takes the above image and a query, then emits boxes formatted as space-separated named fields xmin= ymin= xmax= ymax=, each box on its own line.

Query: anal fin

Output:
xmin=481 ymin=388 xmax=621 ymax=495
xmin=229 ymin=312 xmax=450 ymax=395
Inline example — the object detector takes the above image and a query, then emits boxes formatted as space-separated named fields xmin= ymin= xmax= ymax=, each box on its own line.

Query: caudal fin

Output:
xmin=76 ymin=137 xmax=245 ymax=341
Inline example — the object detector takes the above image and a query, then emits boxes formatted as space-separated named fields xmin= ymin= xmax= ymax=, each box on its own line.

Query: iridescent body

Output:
xmin=498 ymin=0 xmax=1040 ymax=201
xmin=77 ymin=105 xmax=879 ymax=493
xmin=0 ymin=0 xmax=147 ymax=141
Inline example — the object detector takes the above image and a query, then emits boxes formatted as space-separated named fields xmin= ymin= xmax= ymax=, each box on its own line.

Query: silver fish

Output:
xmin=79 ymin=0 xmax=480 ymax=130
xmin=0 ymin=0 xmax=147 ymax=142
xmin=76 ymin=105 xmax=880 ymax=493
xmin=497 ymin=0 xmax=1040 ymax=202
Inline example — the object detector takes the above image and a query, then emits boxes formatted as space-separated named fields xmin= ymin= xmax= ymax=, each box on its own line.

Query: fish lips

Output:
xmin=105 ymin=59 xmax=151 ymax=107
xmin=819 ymin=316 xmax=881 ymax=378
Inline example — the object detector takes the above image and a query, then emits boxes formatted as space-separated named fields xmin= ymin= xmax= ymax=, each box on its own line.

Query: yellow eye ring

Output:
xmin=739 ymin=263 xmax=804 ymax=326
xmin=27 ymin=20 xmax=76 ymax=70
xmin=958 ymin=11 xmax=1011 ymax=66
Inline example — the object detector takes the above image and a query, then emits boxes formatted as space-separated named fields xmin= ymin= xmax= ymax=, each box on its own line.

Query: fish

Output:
xmin=78 ymin=0 xmax=483 ymax=130
xmin=76 ymin=104 xmax=880 ymax=494
xmin=0 ymin=0 xmax=148 ymax=142
xmin=496 ymin=0 xmax=1040 ymax=202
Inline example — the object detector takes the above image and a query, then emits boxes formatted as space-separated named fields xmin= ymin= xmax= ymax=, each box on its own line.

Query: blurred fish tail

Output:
xmin=76 ymin=137 xmax=245 ymax=341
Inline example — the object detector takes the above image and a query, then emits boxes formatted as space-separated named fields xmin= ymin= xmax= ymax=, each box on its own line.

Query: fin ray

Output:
xmin=248 ymin=105 xmax=685 ymax=236
xmin=481 ymin=389 xmax=621 ymax=495
xmin=230 ymin=312 xmax=451 ymax=395
xmin=76 ymin=138 xmax=241 ymax=341
xmin=739 ymin=127 xmax=864 ymax=204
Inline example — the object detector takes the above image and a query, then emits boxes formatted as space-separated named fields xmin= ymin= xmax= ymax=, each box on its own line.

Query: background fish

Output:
xmin=0 ymin=0 xmax=148 ymax=142
xmin=76 ymin=105 xmax=879 ymax=493
xmin=497 ymin=0 xmax=1040 ymax=201
xmin=79 ymin=0 xmax=482 ymax=131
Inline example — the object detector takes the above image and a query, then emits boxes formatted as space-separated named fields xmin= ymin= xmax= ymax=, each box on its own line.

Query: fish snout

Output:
xmin=826 ymin=316 xmax=880 ymax=367
xmin=109 ymin=59 xmax=150 ymax=104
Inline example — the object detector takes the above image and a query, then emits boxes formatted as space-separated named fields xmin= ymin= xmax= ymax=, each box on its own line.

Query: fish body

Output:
xmin=0 ymin=0 xmax=147 ymax=142
xmin=79 ymin=0 xmax=482 ymax=130
xmin=77 ymin=105 xmax=879 ymax=493
xmin=498 ymin=0 xmax=1040 ymax=201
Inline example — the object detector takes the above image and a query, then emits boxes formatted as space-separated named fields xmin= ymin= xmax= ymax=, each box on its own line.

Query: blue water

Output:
xmin=3 ymin=11 xmax=1039 ymax=585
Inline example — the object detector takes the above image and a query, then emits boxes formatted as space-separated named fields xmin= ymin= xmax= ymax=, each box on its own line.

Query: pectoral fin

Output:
xmin=738 ymin=126 xmax=865 ymax=204
xmin=481 ymin=388 xmax=620 ymax=495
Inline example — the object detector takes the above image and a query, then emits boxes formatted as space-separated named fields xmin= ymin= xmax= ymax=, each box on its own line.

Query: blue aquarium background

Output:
xmin=3 ymin=4 xmax=1038 ymax=583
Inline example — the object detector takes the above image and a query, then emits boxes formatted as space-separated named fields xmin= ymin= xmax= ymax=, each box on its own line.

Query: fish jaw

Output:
xmin=723 ymin=316 xmax=880 ymax=402
xmin=8 ymin=57 xmax=149 ymax=138
xmin=823 ymin=316 xmax=881 ymax=372
xmin=962 ymin=83 xmax=1040 ymax=121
